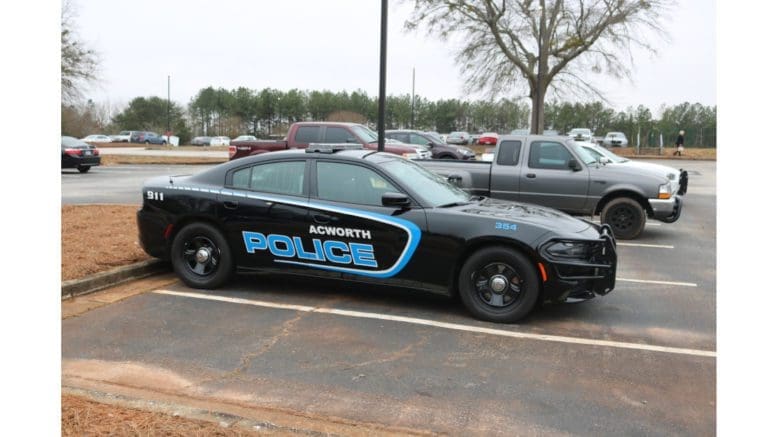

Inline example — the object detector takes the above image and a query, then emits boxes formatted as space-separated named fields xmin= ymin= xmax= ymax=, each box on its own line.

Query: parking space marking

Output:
xmin=617 ymin=243 xmax=675 ymax=249
xmin=617 ymin=278 xmax=698 ymax=287
xmin=646 ymin=222 xmax=662 ymax=226
xmin=153 ymin=289 xmax=715 ymax=358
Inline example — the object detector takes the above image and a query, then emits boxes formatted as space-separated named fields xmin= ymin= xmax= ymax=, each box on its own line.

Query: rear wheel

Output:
xmin=458 ymin=246 xmax=539 ymax=323
xmin=601 ymin=197 xmax=646 ymax=240
xmin=171 ymin=222 xmax=234 ymax=289
xmin=77 ymin=165 xmax=90 ymax=173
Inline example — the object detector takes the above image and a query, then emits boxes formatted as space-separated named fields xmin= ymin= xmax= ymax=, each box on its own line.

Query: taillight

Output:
xmin=228 ymin=145 xmax=236 ymax=159
xmin=64 ymin=148 xmax=82 ymax=157
xmin=93 ymin=148 xmax=100 ymax=156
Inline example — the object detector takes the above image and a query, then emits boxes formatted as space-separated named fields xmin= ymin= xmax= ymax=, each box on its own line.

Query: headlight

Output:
xmin=458 ymin=148 xmax=471 ymax=155
xmin=658 ymin=182 xmax=672 ymax=199
xmin=402 ymin=152 xmax=416 ymax=159
xmin=544 ymin=241 xmax=591 ymax=259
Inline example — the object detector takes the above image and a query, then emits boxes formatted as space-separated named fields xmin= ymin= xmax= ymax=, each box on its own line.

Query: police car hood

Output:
xmin=454 ymin=197 xmax=592 ymax=233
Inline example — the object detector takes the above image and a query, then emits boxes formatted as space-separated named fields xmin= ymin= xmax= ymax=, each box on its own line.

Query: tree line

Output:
xmin=61 ymin=87 xmax=716 ymax=147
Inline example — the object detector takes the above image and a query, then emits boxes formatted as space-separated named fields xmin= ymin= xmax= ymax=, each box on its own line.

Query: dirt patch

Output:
xmin=62 ymin=394 xmax=256 ymax=436
xmin=609 ymin=146 xmax=716 ymax=160
xmin=61 ymin=205 xmax=150 ymax=281
xmin=100 ymin=155 xmax=227 ymax=166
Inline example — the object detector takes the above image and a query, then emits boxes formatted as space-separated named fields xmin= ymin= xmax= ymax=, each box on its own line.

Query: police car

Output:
xmin=137 ymin=144 xmax=617 ymax=323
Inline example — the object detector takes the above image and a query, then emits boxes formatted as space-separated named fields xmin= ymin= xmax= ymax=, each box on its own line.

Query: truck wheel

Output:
xmin=601 ymin=197 xmax=646 ymax=240
xmin=458 ymin=246 xmax=539 ymax=323
xmin=171 ymin=222 xmax=234 ymax=289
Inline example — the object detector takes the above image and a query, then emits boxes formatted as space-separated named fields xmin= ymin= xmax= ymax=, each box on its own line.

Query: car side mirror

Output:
xmin=598 ymin=157 xmax=609 ymax=165
xmin=427 ymin=142 xmax=435 ymax=147
xmin=382 ymin=192 xmax=411 ymax=208
xmin=568 ymin=159 xmax=582 ymax=171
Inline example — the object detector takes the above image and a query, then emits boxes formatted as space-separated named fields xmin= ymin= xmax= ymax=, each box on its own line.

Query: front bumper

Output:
xmin=649 ymin=196 xmax=683 ymax=223
xmin=538 ymin=224 xmax=617 ymax=302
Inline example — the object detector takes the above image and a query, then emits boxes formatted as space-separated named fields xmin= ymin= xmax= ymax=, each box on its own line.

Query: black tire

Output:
xmin=77 ymin=165 xmax=90 ymax=173
xmin=162 ymin=140 xmax=167 ymax=145
xmin=144 ymin=140 xmax=150 ymax=144
xmin=458 ymin=246 xmax=540 ymax=323
xmin=600 ymin=197 xmax=646 ymax=240
xmin=171 ymin=222 xmax=234 ymax=289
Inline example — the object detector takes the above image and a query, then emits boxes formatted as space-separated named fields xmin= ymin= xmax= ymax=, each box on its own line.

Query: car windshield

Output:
xmin=379 ymin=157 xmax=471 ymax=207
xmin=351 ymin=125 xmax=379 ymax=143
xmin=570 ymin=129 xmax=590 ymax=135
xmin=570 ymin=143 xmax=600 ymax=165
xmin=587 ymin=144 xmax=629 ymax=163
xmin=426 ymin=132 xmax=445 ymax=143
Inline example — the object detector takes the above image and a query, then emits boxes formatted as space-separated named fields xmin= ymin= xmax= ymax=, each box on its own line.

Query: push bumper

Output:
xmin=539 ymin=224 xmax=618 ymax=302
xmin=649 ymin=196 xmax=683 ymax=223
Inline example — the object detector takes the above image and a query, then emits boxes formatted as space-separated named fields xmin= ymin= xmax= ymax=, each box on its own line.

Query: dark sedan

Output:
xmin=386 ymin=130 xmax=476 ymax=160
xmin=61 ymin=136 xmax=101 ymax=173
xmin=137 ymin=144 xmax=617 ymax=323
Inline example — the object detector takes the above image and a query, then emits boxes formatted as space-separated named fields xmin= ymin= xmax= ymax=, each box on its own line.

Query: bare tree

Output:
xmin=61 ymin=0 xmax=99 ymax=103
xmin=404 ymin=0 xmax=671 ymax=133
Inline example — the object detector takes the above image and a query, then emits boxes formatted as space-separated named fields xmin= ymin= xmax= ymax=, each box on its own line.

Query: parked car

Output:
xmin=477 ymin=132 xmax=498 ymax=145
xmin=446 ymin=131 xmax=471 ymax=145
xmin=131 ymin=131 xmax=168 ymax=144
xmin=232 ymin=135 xmax=257 ymax=143
xmin=602 ymin=132 xmax=629 ymax=147
xmin=137 ymin=144 xmax=617 ymax=323
xmin=191 ymin=136 xmax=212 ymax=146
xmin=210 ymin=136 xmax=231 ymax=146
xmin=567 ymin=128 xmax=593 ymax=142
xmin=229 ymin=122 xmax=430 ymax=161
xmin=111 ymin=130 xmax=139 ymax=143
xmin=61 ymin=136 xmax=101 ymax=173
xmin=417 ymin=134 xmax=687 ymax=240
xmin=81 ymin=134 xmax=113 ymax=143
xmin=386 ymin=129 xmax=476 ymax=160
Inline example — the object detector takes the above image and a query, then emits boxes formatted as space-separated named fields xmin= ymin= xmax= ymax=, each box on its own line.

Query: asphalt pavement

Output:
xmin=61 ymin=159 xmax=716 ymax=435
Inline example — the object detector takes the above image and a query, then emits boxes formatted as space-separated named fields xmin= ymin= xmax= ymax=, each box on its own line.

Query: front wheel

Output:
xmin=600 ymin=197 xmax=646 ymax=240
xmin=458 ymin=246 xmax=540 ymax=323
xmin=171 ymin=222 xmax=234 ymax=289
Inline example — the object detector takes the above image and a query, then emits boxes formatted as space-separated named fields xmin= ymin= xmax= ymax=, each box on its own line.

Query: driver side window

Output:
xmin=528 ymin=142 xmax=573 ymax=170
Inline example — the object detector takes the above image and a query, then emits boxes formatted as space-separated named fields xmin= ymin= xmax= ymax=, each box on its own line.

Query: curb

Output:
xmin=62 ymin=259 xmax=171 ymax=299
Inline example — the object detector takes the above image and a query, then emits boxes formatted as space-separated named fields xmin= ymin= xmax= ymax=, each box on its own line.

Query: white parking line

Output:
xmin=617 ymin=278 xmax=698 ymax=287
xmin=153 ymin=289 xmax=715 ymax=358
xmin=646 ymin=222 xmax=662 ymax=226
xmin=617 ymin=243 xmax=675 ymax=249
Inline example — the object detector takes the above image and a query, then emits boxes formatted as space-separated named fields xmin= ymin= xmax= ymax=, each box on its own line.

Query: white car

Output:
xmin=232 ymin=135 xmax=257 ymax=142
xmin=110 ymin=130 xmax=138 ymax=143
xmin=602 ymin=132 xmax=629 ymax=147
xmin=81 ymin=134 xmax=113 ymax=143
xmin=209 ymin=136 xmax=231 ymax=146
xmin=577 ymin=141 xmax=684 ymax=194
xmin=567 ymin=128 xmax=593 ymax=142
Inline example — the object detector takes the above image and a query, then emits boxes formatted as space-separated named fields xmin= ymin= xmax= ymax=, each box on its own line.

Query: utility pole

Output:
xmin=377 ymin=0 xmax=388 ymax=152
xmin=411 ymin=67 xmax=415 ymax=129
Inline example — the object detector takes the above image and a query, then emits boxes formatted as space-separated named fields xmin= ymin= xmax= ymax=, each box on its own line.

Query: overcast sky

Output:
xmin=74 ymin=0 xmax=716 ymax=114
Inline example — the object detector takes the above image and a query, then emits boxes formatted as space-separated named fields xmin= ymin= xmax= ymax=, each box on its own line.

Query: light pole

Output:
xmin=411 ymin=67 xmax=415 ymax=129
xmin=377 ymin=0 xmax=388 ymax=152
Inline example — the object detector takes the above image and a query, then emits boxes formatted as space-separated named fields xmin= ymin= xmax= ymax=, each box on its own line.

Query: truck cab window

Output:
xmin=323 ymin=127 xmax=355 ymax=143
xmin=528 ymin=142 xmax=573 ymax=170
xmin=295 ymin=126 xmax=320 ymax=143
xmin=496 ymin=140 xmax=522 ymax=166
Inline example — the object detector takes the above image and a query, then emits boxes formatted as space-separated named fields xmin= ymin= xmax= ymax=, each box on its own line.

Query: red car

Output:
xmin=477 ymin=132 xmax=498 ymax=145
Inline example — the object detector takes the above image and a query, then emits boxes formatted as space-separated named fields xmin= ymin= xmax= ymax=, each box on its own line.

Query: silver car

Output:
xmin=602 ymin=132 xmax=629 ymax=147
xmin=446 ymin=131 xmax=471 ymax=145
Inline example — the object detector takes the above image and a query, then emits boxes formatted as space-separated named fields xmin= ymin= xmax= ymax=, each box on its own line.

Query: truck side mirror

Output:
xmin=382 ymin=192 xmax=411 ymax=208
xmin=568 ymin=159 xmax=582 ymax=171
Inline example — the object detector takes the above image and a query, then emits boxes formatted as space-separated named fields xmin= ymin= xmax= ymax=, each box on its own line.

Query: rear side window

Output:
xmin=528 ymin=141 xmax=573 ymax=170
xmin=316 ymin=162 xmax=398 ymax=206
xmin=230 ymin=161 xmax=305 ymax=196
xmin=387 ymin=132 xmax=408 ymax=143
xmin=294 ymin=126 xmax=320 ymax=144
xmin=496 ymin=140 xmax=521 ymax=166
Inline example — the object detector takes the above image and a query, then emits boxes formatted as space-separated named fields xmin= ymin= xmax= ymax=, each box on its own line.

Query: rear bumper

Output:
xmin=538 ymin=224 xmax=618 ymax=302
xmin=62 ymin=155 xmax=101 ymax=168
xmin=137 ymin=208 xmax=170 ymax=259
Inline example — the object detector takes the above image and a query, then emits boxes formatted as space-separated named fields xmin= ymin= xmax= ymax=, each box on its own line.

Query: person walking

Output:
xmin=673 ymin=130 xmax=685 ymax=156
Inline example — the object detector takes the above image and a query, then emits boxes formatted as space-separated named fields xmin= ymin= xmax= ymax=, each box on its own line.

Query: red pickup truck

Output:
xmin=228 ymin=122 xmax=432 ymax=161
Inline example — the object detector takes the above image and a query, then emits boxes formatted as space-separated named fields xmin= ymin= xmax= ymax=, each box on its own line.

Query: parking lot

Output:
xmin=62 ymin=159 xmax=716 ymax=435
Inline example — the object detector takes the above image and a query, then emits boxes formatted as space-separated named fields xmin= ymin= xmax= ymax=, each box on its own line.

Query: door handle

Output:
xmin=313 ymin=214 xmax=330 ymax=224
xmin=526 ymin=173 xmax=536 ymax=178
xmin=223 ymin=200 xmax=239 ymax=209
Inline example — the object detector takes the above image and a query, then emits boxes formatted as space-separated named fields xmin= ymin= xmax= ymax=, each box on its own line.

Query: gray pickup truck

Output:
xmin=417 ymin=135 xmax=688 ymax=239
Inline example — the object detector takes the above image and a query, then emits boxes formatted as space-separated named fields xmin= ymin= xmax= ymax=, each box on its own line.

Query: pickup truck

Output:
xmin=417 ymin=135 xmax=688 ymax=239
xmin=229 ymin=122 xmax=432 ymax=161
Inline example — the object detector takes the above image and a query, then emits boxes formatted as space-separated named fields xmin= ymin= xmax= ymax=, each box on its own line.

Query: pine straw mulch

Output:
xmin=61 ymin=204 xmax=151 ymax=281
xmin=62 ymin=395 xmax=256 ymax=436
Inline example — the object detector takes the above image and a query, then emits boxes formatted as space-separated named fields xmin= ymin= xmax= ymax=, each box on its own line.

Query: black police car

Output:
xmin=137 ymin=144 xmax=617 ymax=323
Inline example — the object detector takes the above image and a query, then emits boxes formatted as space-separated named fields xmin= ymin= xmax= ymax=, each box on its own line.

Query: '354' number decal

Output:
xmin=495 ymin=221 xmax=517 ymax=231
